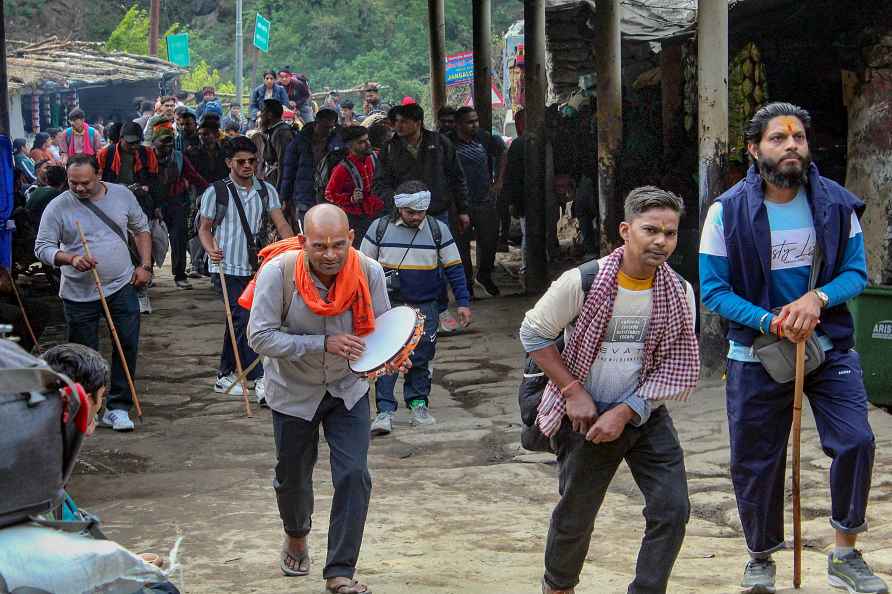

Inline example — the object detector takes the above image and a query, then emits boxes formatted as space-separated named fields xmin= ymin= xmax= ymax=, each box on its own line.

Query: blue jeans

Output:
xmin=374 ymin=301 xmax=439 ymax=413
xmin=212 ymin=274 xmax=263 ymax=380
xmin=63 ymin=284 xmax=140 ymax=412
xmin=726 ymin=348 xmax=875 ymax=555
xmin=297 ymin=102 xmax=314 ymax=124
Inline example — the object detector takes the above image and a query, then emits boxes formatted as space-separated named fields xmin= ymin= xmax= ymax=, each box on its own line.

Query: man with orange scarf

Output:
xmin=247 ymin=204 xmax=390 ymax=594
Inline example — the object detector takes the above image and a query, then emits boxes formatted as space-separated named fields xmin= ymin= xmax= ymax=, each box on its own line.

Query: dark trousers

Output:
xmin=497 ymin=191 xmax=511 ymax=243
xmin=162 ymin=202 xmax=188 ymax=281
xmin=726 ymin=348 xmax=875 ymax=555
xmin=545 ymin=407 xmax=689 ymax=593
xmin=63 ymin=284 xmax=140 ymax=412
xmin=347 ymin=213 xmax=373 ymax=249
xmin=456 ymin=201 xmax=499 ymax=286
xmin=272 ymin=393 xmax=372 ymax=579
xmin=579 ymin=213 xmax=599 ymax=255
xmin=211 ymin=274 xmax=263 ymax=380
xmin=375 ymin=300 xmax=439 ymax=412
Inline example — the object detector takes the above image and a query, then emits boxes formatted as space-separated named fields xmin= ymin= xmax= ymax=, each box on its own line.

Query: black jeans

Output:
xmin=497 ymin=191 xmax=512 ymax=243
xmin=456 ymin=201 xmax=499 ymax=286
xmin=162 ymin=201 xmax=189 ymax=281
xmin=211 ymin=274 xmax=263 ymax=380
xmin=347 ymin=213 xmax=374 ymax=249
xmin=545 ymin=406 xmax=690 ymax=594
xmin=272 ymin=393 xmax=372 ymax=580
xmin=62 ymin=284 xmax=140 ymax=411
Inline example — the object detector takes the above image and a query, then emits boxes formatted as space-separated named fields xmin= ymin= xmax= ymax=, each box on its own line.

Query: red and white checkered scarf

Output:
xmin=536 ymin=246 xmax=700 ymax=437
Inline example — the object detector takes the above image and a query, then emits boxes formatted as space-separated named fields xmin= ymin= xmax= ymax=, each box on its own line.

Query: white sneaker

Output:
xmin=137 ymin=291 xmax=152 ymax=314
xmin=254 ymin=377 xmax=268 ymax=407
xmin=214 ymin=373 xmax=244 ymax=396
xmin=100 ymin=409 xmax=135 ymax=432
xmin=370 ymin=411 xmax=394 ymax=436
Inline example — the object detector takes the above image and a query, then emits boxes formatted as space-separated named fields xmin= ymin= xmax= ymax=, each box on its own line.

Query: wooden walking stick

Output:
xmin=792 ymin=339 xmax=806 ymax=588
xmin=75 ymin=222 xmax=143 ymax=420
xmin=3 ymin=268 xmax=41 ymax=353
xmin=222 ymin=356 xmax=261 ymax=396
xmin=214 ymin=244 xmax=253 ymax=417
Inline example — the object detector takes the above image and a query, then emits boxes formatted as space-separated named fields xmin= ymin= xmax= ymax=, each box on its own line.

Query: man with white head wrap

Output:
xmin=360 ymin=180 xmax=472 ymax=435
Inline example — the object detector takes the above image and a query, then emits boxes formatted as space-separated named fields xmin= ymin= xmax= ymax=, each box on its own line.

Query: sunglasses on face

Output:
xmin=233 ymin=158 xmax=257 ymax=166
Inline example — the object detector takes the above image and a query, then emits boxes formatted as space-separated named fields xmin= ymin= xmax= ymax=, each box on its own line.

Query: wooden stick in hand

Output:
xmin=75 ymin=221 xmax=143 ymax=420
xmin=214 ymin=246 xmax=253 ymax=417
xmin=792 ymin=339 xmax=806 ymax=588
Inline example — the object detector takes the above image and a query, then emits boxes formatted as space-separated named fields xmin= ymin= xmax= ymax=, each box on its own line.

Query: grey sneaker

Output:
xmin=410 ymin=400 xmax=436 ymax=426
xmin=828 ymin=550 xmax=889 ymax=593
xmin=370 ymin=412 xmax=394 ymax=436
xmin=741 ymin=558 xmax=776 ymax=594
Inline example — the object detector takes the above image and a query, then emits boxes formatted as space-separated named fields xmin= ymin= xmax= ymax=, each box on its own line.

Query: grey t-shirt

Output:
xmin=35 ymin=183 xmax=150 ymax=302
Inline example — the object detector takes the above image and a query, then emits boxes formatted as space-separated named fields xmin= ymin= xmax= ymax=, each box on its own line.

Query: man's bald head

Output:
xmin=304 ymin=203 xmax=350 ymax=237
xmin=302 ymin=204 xmax=355 ymax=279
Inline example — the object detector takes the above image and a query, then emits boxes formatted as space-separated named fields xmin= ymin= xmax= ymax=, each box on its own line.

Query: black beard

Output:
xmin=756 ymin=152 xmax=810 ymax=189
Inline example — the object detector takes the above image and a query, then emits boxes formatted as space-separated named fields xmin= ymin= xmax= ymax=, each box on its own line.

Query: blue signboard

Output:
xmin=446 ymin=51 xmax=474 ymax=87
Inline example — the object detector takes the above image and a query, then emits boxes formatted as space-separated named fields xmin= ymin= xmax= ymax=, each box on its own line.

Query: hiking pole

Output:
xmin=792 ymin=339 xmax=806 ymax=588
xmin=222 ymin=356 xmax=261 ymax=396
xmin=3 ymin=268 xmax=41 ymax=353
xmin=75 ymin=222 xmax=143 ymax=420
xmin=213 ymin=244 xmax=253 ymax=417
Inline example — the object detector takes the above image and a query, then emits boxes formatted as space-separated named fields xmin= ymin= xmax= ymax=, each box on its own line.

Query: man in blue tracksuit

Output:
xmin=699 ymin=102 xmax=886 ymax=594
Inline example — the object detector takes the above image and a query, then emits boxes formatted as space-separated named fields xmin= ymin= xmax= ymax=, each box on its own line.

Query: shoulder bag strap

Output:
xmin=280 ymin=251 xmax=299 ymax=323
xmin=224 ymin=179 xmax=260 ymax=270
xmin=375 ymin=216 xmax=390 ymax=244
xmin=77 ymin=194 xmax=140 ymax=264
xmin=808 ymin=239 xmax=823 ymax=292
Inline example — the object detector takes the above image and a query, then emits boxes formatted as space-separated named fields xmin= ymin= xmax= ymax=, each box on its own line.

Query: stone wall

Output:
xmin=846 ymin=34 xmax=892 ymax=285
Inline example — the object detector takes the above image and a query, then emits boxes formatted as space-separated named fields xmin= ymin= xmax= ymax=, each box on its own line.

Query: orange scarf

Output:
xmin=295 ymin=247 xmax=376 ymax=337
xmin=238 ymin=238 xmax=376 ymax=337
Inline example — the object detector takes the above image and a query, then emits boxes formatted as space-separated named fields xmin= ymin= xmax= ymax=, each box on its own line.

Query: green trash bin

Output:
xmin=850 ymin=286 xmax=892 ymax=406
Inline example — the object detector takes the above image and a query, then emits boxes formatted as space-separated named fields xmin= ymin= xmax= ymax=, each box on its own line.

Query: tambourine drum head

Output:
xmin=349 ymin=306 xmax=418 ymax=374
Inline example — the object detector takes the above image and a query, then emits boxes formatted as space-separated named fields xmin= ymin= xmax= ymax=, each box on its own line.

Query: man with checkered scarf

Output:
xmin=519 ymin=186 xmax=700 ymax=594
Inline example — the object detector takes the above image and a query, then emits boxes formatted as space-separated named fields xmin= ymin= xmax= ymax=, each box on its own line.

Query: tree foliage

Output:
xmin=180 ymin=60 xmax=237 ymax=95
xmin=105 ymin=5 xmax=183 ymax=61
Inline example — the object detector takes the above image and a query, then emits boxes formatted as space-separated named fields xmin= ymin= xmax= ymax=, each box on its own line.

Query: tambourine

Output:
xmin=349 ymin=306 xmax=425 ymax=379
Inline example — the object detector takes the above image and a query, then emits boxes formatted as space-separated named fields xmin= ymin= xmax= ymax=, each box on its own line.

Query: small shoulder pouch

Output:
xmin=752 ymin=242 xmax=826 ymax=384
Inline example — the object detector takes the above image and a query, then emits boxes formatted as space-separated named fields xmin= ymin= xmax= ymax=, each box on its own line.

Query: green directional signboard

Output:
xmin=254 ymin=14 xmax=271 ymax=53
xmin=166 ymin=33 xmax=190 ymax=67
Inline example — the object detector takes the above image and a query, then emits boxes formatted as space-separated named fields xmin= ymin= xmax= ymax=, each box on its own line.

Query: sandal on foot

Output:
xmin=280 ymin=547 xmax=310 ymax=577
xmin=326 ymin=578 xmax=371 ymax=594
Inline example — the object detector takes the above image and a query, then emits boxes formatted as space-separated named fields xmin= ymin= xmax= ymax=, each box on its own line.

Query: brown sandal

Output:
xmin=326 ymin=578 xmax=371 ymax=594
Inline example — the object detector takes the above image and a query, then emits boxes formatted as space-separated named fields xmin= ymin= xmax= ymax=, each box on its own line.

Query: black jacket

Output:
xmin=373 ymin=129 xmax=469 ymax=217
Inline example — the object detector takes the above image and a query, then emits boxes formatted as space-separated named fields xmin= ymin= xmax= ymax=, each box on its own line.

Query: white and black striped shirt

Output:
xmin=199 ymin=176 xmax=281 ymax=277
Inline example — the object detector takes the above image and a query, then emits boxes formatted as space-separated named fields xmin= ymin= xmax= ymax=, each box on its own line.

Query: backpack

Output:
xmin=190 ymin=180 xmax=271 ymax=276
xmin=374 ymin=214 xmax=442 ymax=248
xmin=0 ymin=339 xmax=94 ymax=531
xmin=518 ymin=258 xmax=600 ymax=453
xmin=64 ymin=126 xmax=97 ymax=154
xmin=314 ymin=146 xmax=349 ymax=202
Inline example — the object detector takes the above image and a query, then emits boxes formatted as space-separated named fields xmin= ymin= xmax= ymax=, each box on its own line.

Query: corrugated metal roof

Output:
xmin=6 ymin=37 xmax=183 ymax=94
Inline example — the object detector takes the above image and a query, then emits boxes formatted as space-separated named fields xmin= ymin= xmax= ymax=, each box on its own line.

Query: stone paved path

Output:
xmin=63 ymin=263 xmax=892 ymax=593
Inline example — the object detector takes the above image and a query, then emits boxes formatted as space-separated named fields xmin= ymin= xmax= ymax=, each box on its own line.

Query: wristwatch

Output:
xmin=140 ymin=264 xmax=154 ymax=274
xmin=813 ymin=288 xmax=829 ymax=308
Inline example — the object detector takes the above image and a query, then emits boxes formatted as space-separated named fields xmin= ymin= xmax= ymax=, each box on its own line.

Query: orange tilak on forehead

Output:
xmin=776 ymin=116 xmax=801 ymax=134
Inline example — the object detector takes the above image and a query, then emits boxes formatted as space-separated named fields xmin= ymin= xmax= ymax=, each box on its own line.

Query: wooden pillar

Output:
xmin=595 ymin=0 xmax=623 ymax=246
xmin=472 ymin=0 xmax=492 ymax=132
xmin=697 ymin=0 xmax=729 ymax=373
xmin=149 ymin=0 xmax=161 ymax=57
xmin=660 ymin=43 xmax=684 ymax=155
xmin=428 ymin=0 xmax=447 ymax=118
xmin=523 ymin=0 xmax=549 ymax=293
